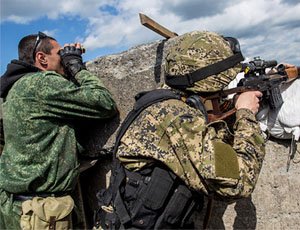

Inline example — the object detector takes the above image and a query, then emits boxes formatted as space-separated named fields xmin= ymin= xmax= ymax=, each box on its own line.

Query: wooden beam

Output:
xmin=139 ymin=13 xmax=178 ymax=39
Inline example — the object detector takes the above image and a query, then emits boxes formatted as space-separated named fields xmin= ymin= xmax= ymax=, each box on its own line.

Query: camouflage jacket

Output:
xmin=0 ymin=70 xmax=117 ymax=194
xmin=117 ymin=98 xmax=265 ymax=199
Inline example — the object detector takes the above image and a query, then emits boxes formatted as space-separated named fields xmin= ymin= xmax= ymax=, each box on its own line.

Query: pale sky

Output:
xmin=1 ymin=0 xmax=300 ymax=74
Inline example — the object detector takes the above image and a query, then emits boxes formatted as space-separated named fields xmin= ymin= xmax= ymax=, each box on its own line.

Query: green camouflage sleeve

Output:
xmin=35 ymin=70 xmax=117 ymax=119
xmin=205 ymin=108 xmax=266 ymax=199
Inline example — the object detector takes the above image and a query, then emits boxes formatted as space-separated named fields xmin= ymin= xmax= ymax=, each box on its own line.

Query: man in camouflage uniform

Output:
xmin=105 ymin=31 xmax=265 ymax=229
xmin=0 ymin=32 xmax=118 ymax=229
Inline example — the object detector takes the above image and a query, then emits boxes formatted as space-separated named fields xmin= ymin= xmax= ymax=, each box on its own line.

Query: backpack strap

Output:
xmin=113 ymin=89 xmax=182 ymax=150
xmin=94 ymin=89 xmax=182 ymax=228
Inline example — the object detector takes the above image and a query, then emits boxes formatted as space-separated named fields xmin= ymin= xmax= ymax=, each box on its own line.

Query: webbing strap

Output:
xmin=165 ymin=52 xmax=244 ymax=89
xmin=113 ymin=89 xmax=181 ymax=152
xmin=114 ymin=191 xmax=131 ymax=224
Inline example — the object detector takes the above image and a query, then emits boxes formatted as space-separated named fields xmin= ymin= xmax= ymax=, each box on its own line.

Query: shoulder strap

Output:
xmin=113 ymin=89 xmax=181 ymax=154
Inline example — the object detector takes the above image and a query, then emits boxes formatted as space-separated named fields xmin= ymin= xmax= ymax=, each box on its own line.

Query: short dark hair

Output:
xmin=18 ymin=33 xmax=56 ymax=64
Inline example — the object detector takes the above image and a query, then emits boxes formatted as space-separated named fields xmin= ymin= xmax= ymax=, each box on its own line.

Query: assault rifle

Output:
xmin=138 ymin=14 xmax=300 ymax=122
xmin=202 ymin=57 xmax=299 ymax=122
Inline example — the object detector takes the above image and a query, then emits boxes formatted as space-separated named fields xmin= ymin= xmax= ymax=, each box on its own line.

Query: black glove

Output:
xmin=59 ymin=46 xmax=86 ymax=78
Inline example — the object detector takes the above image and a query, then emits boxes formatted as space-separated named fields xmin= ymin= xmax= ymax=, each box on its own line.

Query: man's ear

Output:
xmin=36 ymin=52 xmax=47 ymax=67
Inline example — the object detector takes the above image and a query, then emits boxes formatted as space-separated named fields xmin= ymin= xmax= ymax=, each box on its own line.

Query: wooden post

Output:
xmin=139 ymin=13 xmax=178 ymax=39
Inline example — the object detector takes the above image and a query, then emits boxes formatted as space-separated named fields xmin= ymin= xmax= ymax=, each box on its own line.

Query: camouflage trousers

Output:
xmin=0 ymin=189 xmax=22 ymax=230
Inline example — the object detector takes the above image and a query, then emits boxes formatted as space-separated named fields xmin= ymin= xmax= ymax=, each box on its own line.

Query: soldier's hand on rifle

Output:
xmin=234 ymin=91 xmax=263 ymax=114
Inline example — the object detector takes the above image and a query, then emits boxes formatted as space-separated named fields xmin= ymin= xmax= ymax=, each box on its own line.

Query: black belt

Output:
xmin=13 ymin=192 xmax=67 ymax=201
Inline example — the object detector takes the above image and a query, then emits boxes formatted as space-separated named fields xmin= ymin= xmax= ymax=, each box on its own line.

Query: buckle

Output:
xmin=186 ymin=73 xmax=194 ymax=87
xmin=165 ymin=73 xmax=194 ymax=89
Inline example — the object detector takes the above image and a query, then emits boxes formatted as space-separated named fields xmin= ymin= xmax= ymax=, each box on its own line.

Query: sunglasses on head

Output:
xmin=32 ymin=31 xmax=48 ymax=61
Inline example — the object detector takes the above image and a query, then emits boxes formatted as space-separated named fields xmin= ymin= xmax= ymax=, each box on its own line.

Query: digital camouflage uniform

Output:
xmin=0 ymin=66 xmax=117 ymax=229
xmin=117 ymin=31 xmax=265 ymax=199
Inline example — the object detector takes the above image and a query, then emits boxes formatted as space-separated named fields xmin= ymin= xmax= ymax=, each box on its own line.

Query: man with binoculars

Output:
xmin=0 ymin=31 xmax=118 ymax=229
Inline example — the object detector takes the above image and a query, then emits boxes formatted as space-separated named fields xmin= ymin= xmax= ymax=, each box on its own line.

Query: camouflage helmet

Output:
xmin=165 ymin=31 xmax=244 ymax=93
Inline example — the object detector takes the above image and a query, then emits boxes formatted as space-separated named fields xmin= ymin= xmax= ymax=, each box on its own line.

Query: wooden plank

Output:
xmin=139 ymin=13 xmax=178 ymax=39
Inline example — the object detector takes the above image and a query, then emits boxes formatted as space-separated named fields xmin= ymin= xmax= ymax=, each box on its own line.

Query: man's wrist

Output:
xmin=236 ymin=108 xmax=256 ymax=121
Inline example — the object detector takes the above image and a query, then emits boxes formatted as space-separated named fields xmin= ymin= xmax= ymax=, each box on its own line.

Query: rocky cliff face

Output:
xmin=79 ymin=34 xmax=300 ymax=229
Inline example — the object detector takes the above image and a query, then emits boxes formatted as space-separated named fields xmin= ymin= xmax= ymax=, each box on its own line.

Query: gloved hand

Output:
xmin=59 ymin=45 xmax=86 ymax=78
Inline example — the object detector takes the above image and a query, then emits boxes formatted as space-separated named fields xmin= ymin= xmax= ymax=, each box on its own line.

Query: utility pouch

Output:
xmin=159 ymin=184 xmax=193 ymax=225
xmin=20 ymin=195 xmax=74 ymax=230
xmin=122 ymin=167 xmax=176 ymax=229
xmin=143 ymin=167 xmax=176 ymax=210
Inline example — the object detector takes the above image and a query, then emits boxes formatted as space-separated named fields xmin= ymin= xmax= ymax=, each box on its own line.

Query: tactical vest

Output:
xmin=94 ymin=89 xmax=208 ymax=229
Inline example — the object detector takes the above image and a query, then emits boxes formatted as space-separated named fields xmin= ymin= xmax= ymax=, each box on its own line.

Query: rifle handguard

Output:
xmin=277 ymin=64 xmax=300 ymax=80
xmin=286 ymin=66 xmax=299 ymax=79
